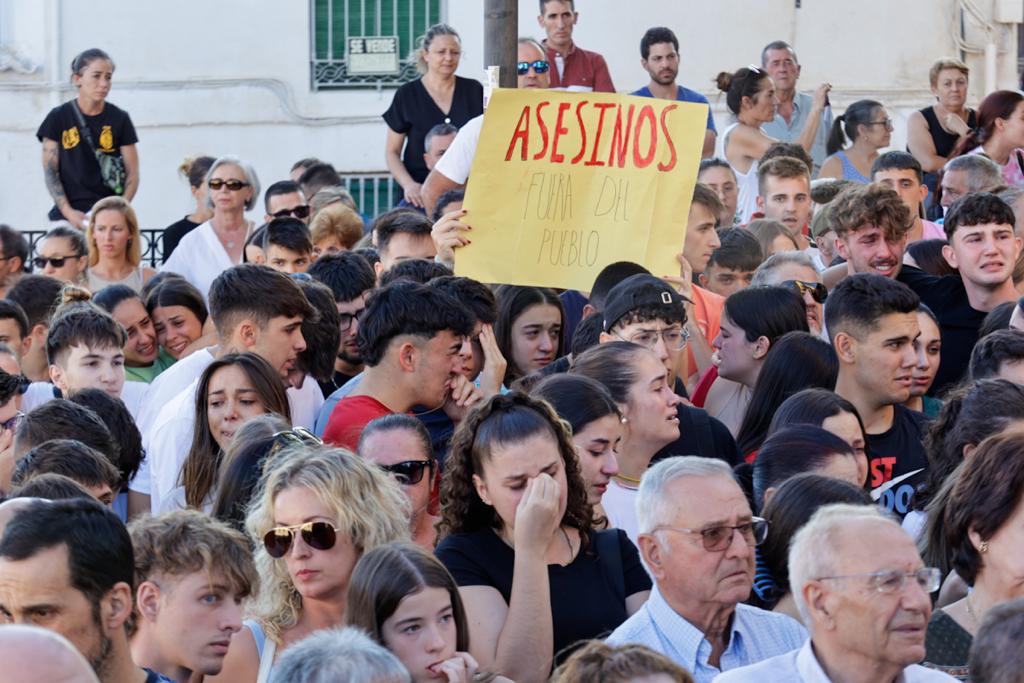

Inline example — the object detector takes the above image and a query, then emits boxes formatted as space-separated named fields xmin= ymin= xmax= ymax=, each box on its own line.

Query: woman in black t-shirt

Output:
xmin=162 ymin=156 xmax=215 ymax=259
xmin=37 ymin=48 xmax=139 ymax=229
xmin=383 ymin=24 xmax=483 ymax=208
xmin=435 ymin=393 xmax=651 ymax=683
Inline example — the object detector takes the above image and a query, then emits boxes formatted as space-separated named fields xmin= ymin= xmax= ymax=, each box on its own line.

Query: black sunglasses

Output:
xmin=263 ymin=521 xmax=339 ymax=558
xmin=379 ymin=460 xmax=434 ymax=486
xmin=33 ymin=255 xmax=81 ymax=269
xmin=517 ymin=60 xmax=550 ymax=75
xmin=208 ymin=178 xmax=251 ymax=191
xmin=781 ymin=279 xmax=828 ymax=304
xmin=272 ymin=205 xmax=311 ymax=220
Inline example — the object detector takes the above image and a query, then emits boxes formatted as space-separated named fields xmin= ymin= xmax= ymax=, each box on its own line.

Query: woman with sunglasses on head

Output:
xmin=437 ymin=393 xmax=651 ymax=683
xmin=358 ymin=414 xmax=439 ymax=551
xmin=714 ymin=66 xmax=829 ymax=222
xmin=819 ymin=99 xmax=892 ymax=183
xmin=348 ymin=542 xmax=512 ymax=683
xmin=36 ymin=48 xmax=139 ymax=230
xmin=84 ymin=196 xmax=154 ymax=293
xmin=210 ymin=444 xmax=409 ymax=683
xmin=161 ymin=155 xmax=261 ymax=302
xmin=171 ymin=353 xmax=291 ymax=513
xmin=383 ymin=23 xmax=483 ymax=209
xmin=145 ymin=276 xmax=210 ymax=361
xmin=34 ymin=225 xmax=89 ymax=284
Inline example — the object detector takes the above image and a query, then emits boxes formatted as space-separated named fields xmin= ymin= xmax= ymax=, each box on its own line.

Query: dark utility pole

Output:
xmin=484 ymin=0 xmax=518 ymax=88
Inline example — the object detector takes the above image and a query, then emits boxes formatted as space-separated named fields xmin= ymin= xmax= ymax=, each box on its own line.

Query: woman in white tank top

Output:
xmin=84 ymin=196 xmax=154 ymax=294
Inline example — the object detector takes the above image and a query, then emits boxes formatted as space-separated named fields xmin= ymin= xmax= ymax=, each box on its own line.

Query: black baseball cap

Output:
xmin=602 ymin=273 xmax=688 ymax=332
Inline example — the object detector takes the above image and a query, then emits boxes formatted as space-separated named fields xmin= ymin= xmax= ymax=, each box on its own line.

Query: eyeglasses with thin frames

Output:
xmin=816 ymin=567 xmax=941 ymax=595
xmin=652 ymin=517 xmax=769 ymax=552
xmin=262 ymin=521 xmax=340 ymax=558
xmin=614 ymin=326 xmax=690 ymax=350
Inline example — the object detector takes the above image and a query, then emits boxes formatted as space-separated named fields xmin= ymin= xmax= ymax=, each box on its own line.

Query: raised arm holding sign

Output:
xmin=456 ymin=87 xmax=708 ymax=290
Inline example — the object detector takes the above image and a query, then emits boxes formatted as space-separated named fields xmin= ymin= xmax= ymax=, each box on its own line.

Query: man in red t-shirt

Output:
xmin=538 ymin=0 xmax=615 ymax=93
xmin=322 ymin=281 xmax=476 ymax=450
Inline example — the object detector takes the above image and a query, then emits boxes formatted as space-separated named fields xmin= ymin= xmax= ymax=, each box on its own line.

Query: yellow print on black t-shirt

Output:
xmin=61 ymin=127 xmax=80 ymax=150
xmin=99 ymin=126 xmax=114 ymax=152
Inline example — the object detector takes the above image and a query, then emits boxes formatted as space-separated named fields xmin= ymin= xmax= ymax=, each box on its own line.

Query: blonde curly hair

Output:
xmin=245 ymin=444 xmax=411 ymax=643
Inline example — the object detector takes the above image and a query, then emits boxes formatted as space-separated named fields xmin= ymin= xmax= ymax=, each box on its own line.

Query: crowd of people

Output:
xmin=4 ymin=1 xmax=1024 ymax=682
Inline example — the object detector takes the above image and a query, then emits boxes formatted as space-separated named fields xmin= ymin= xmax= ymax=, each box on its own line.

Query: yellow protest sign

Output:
xmin=457 ymin=88 xmax=707 ymax=290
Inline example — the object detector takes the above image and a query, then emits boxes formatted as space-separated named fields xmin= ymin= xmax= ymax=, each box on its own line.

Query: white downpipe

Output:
xmin=984 ymin=39 xmax=998 ymax=94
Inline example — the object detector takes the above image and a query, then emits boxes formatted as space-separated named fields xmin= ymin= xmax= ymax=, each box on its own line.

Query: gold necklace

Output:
xmin=614 ymin=472 xmax=642 ymax=485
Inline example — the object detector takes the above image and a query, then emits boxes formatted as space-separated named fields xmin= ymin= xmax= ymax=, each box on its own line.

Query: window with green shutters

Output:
xmin=311 ymin=0 xmax=444 ymax=89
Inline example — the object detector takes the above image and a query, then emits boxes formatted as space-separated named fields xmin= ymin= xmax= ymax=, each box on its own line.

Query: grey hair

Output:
xmin=519 ymin=37 xmax=546 ymax=60
xmin=997 ymin=185 xmax=1024 ymax=209
xmin=425 ymin=123 xmax=459 ymax=154
xmin=205 ymin=155 xmax=261 ymax=212
xmin=751 ymin=251 xmax=819 ymax=286
xmin=636 ymin=456 xmax=734 ymax=534
xmin=969 ymin=596 xmax=1024 ymax=683
xmin=274 ymin=627 xmax=411 ymax=683
xmin=788 ymin=503 xmax=900 ymax=624
xmin=944 ymin=154 xmax=1003 ymax=193
xmin=761 ymin=40 xmax=798 ymax=67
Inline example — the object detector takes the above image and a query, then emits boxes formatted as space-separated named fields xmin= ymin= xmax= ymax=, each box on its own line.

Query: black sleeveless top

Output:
xmin=919 ymin=106 xmax=977 ymax=157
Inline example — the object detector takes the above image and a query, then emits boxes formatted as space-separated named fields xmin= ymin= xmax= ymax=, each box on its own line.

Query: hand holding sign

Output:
xmin=457 ymin=88 xmax=707 ymax=290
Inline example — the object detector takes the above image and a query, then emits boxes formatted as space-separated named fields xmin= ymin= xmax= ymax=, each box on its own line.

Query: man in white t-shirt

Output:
xmin=138 ymin=265 xmax=316 ymax=512
xmin=422 ymin=38 xmax=552 ymax=216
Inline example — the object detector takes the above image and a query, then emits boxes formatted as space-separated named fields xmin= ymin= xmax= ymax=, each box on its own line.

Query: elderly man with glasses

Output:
xmin=606 ymin=456 xmax=805 ymax=682
xmin=715 ymin=504 xmax=954 ymax=682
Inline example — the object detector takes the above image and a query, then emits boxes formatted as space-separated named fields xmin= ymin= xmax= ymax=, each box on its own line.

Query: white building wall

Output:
xmin=0 ymin=0 xmax=1019 ymax=232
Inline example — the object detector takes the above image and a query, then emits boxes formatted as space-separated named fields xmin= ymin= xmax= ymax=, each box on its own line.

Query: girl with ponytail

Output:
xmin=819 ymin=99 xmax=891 ymax=183
xmin=712 ymin=67 xmax=830 ymax=222
xmin=950 ymin=89 xmax=1024 ymax=188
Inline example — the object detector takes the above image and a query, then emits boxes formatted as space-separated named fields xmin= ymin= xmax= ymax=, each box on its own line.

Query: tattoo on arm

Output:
xmin=42 ymin=143 xmax=68 ymax=208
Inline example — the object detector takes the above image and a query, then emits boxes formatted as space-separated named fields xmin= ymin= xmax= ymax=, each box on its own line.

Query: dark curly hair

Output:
xmin=944 ymin=191 xmax=1017 ymax=241
xmin=438 ymin=392 xmax=593 ymax=545
xmin=829 ymin=183 xmax=912 ymax=240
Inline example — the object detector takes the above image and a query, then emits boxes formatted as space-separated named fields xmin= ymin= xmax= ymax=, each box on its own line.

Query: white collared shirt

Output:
xmin=713 ymin=639 xmax=958 ymax=682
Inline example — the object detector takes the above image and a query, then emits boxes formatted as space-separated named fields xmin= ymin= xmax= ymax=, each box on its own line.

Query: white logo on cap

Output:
xmin=661 ymin=292 xmax=672 ymax=305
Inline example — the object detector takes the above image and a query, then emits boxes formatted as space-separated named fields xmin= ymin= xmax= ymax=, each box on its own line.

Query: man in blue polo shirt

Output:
xmin=632 ymin=26 xmax=716 ymax=159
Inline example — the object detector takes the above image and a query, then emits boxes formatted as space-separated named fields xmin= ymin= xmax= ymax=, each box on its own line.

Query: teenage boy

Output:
xmin=756 ymin=156 xmax=814 ymax=252
xmin=827 ymin=273 xmax=926 ymax=517
xmin=871 ymin=151 xmax=946 ymax=244
xmin=969 ymin=328 xmax=1024 ymax=383
xmin=0 ymin=498 xmax=172 ymax=683
xmin=373 ymin=209 xmax=436 ymax=277
xmin=263 ymin=180 xmax=309 ymax=224
xmin=599 ymin=273 xmax=740 ymax=467
xmin=322 ymin=281 xmax=475 ymax=450
xmin=140 ymin=265 xmax=316 ymax=511
xmin=261 ymin=218 xmax=313 ymax=274
xmin=308 ymin=251 xmax=376 ymax=397
xmin=827 ymin=183 xmax=912 ymax=280
xmin=6 ymin=274 xmax=63 ymax=382
xmin=700 ymin=228 xmax=763 ymax=298
xmin=538 ymin=0 xmax=615 ymax=92
xmin=901 ymin=192 xmax=1022 ymax=394
xmin=129 ymin=510 xmax=256 ymax=683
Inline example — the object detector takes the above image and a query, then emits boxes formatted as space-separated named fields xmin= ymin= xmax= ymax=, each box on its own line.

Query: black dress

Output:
xmin=915 ymin=106 xmax=976 ymax=219
xmin=382 ymin=76 xmax=483 ymax=184
xmin=436 ymin=527 xmax=651 ymax=664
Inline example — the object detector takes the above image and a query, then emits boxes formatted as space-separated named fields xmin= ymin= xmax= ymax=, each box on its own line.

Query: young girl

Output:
xmin=493 ymin=286 xmax=564 ymax=385
xmin=347 ymin=542 xmax=510 ymax=683
xmin=145 ymin=277 xmax=209 ymax=361
xmin=93 ymin=284 xmax=172 ymax=383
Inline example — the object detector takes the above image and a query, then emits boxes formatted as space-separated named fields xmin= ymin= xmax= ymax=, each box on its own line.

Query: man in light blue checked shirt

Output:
xmin=605 ymin=456 xmax=806 ymax=682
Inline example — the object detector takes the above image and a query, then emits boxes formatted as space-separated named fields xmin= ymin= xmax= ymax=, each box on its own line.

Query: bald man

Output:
xmin=0 ymin=624 xmax=99 ymax=682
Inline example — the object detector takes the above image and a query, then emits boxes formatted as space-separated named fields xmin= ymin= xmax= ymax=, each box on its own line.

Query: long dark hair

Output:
xmin=531 ymin=374 xmax=622 ymax=435
xmin=347 ymin=542 xmax=470 ymax=651
xmin=760 ymin=473 xmax=871 ymax=603
xmin=493 ymin=286 xmax=565 ymax=383
xmin=211 ymin=413 xmax=290 ymax=531
xmin=181 ymin=353 xmax=291 ymax=508
xmin=827 ymin=99 xmax=883 ymax=155
xmin=768 ymin=387 xmax=865 ymax=437
xmin=438 ymin=393 xmax=592 ymax=544
xmin=145 ymin=277 xmax=209 ymax=326
xmin=953 ymin=90 xmax=1024 ymax=157
xmin=752 ymin=425 xmax=855 ymax=512
xmin=724 ymin=286 xmax=808 ymax=344
xmin=914 ymin=379 xmax=1024 ymax=512
xmin=736 ymin=332 xmax=838 ymax=456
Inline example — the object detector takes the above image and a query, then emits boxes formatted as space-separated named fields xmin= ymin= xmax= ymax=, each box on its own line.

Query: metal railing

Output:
xmin=23 ymin=228 xmax=166 ymax=269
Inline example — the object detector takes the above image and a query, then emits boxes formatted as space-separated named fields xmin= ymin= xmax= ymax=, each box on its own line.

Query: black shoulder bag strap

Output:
xmin=70 ymin=100 xmax=100 ymax=157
